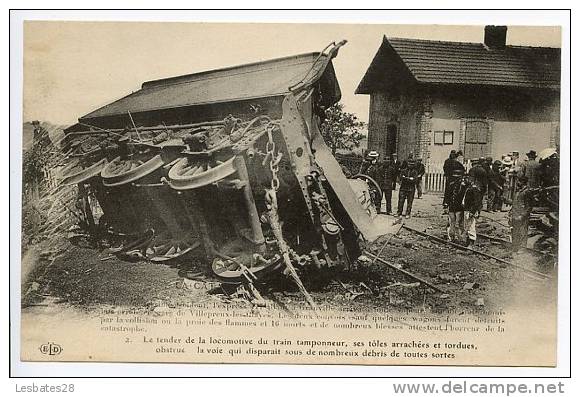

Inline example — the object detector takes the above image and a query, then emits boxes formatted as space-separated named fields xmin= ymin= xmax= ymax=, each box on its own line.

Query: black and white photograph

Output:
xmin=12 ymin=12 xmax=569 ymax=373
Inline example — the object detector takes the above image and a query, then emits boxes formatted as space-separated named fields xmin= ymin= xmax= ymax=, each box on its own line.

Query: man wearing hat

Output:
xmin=360 ymin=151 xmax=382 ymax=212
xmin=503 ymin=153 xmax=520 ymax=202
xmin=511 ymin=150 xmax=520 ymax=167
xmin=360 ymin=150 xmax=379 ymax=175
xmin=522 ymin=150 xmax=541 ymax=188
xmin=499 ymin=155 xmax=514 ymax=203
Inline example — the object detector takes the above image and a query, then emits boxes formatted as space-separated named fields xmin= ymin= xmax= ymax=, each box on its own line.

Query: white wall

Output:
xmin=426 ymin=118 xmax=553 ymax=167
xmin=492 ymin=121 xmax=553 ymax=160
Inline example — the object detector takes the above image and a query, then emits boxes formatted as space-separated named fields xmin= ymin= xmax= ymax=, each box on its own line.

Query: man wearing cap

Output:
xmin=522 ymin=150 xmax=541 ymax=188
xmin=452 ymin=158 xmax=486 ymax=245
xmin=379 ymin=155 xmax=399 ymax=214
xmin=447 ymin=172 xmax=468 ymax=243
xmin=391 ymin=153 xmax=401 ymax=191
xmin=443 ymin=150 xmax=465 ymax=210
xmin=443 ymin=150 xmax=457 ymax=208
xmin=469 ymin=158 xmax=489 ymax=194
xmin=487 ymin=160 xmax=505 ymax=211
xmin=484 ymin=156 xmax=493 ymax=187
xmin=508 ymin=176 xmax=536 ymax=252
xmin=397 ymin=159 xmax=418 ymax=219
xmin=463 ymin=169 xmax=485 ymax=246
xmin=401 ymin=152 xmax=414 ymax=170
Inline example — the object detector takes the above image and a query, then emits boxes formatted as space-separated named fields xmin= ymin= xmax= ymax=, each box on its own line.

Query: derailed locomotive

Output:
xmin=59 ymin=41 xmax=393 ymax=303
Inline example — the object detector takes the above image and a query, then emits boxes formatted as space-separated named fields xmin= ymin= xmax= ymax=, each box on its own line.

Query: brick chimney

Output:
xmin=484 ymin=25 xmax=507 ymax=49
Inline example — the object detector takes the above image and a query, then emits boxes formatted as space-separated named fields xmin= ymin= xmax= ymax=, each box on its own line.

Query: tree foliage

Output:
xmin=23 ymin=123 xmax=54 ymax=191
xmin=320 ymin=103 xmax=365 ymax=155
xmin=23 ymin=124 xmax=50 ymax=186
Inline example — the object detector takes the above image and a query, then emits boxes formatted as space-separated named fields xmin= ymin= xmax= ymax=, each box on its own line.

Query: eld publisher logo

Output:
xmin=39 ymin=342 xmax=62 ymax=356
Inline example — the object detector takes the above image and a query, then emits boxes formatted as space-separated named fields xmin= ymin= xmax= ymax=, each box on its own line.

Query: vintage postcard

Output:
xmin=18 ymin=20 xmax=563 ymax=366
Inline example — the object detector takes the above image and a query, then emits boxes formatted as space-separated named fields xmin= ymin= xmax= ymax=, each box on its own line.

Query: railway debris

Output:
xmin=49 ymin=41 xmax=402 ymax=308
xmin=401 ymin=225 xmax=552 ymax=280
xmin=362 ymin=250 xmax=446 ymax=294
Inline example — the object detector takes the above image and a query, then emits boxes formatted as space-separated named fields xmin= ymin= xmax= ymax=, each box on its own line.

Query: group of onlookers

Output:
xmin=355 ymin=147 xmax=559 ymax=250
xmin=360 ymin=151 xmax=425 ymax=219
xmin=442 ymin=148 xmax=559 ymax=249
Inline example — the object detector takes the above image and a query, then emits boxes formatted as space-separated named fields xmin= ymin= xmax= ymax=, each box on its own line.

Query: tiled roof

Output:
xmin=357 ymin=36 xmax=560 ymax=93
xmin=80 ymin=52 xmax=338 ymax=122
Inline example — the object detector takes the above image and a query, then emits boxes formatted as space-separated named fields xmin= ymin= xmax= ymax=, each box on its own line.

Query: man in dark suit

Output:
xmin=391 ymin=153 xmax=401 ymax=191
xmin=379 ymin=155 xmax=399 ymax=215
xmin=397 ymin=160 xmax=418 ymax=219
xmin=443 ymin=150 xmax=465 ymax=211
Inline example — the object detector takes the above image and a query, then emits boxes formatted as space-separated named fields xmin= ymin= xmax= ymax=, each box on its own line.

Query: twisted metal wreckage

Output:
xmin=58 ymin=41 xmax=397 ymax=307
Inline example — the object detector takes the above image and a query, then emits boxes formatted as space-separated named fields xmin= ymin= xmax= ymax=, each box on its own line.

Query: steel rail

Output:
xmin=362 ymin=250 xmax=445 ymax=294
xmin=401 ymin=225 xmax=552 ymax=280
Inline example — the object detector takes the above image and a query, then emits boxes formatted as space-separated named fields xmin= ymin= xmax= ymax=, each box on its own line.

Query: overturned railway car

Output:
xmin=60 ymin=41 xmax=393 ymax=296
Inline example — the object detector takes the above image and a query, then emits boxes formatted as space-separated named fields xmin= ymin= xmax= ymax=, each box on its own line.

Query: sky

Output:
xmin=23 ymin=22 xmax=561 ymax=126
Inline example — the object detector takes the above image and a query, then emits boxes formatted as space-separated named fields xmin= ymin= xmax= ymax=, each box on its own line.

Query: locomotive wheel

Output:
xmin=167 ymin=156 xmax=237 ymax=190
xmin=145 ymin=233 xmax=201 ymax=263
xmin=211 ymin=255 xmax=283 ymax=284
xmin=109 ymin=229 xmax=155 ymax=254
xmin=101 ymin=155 xmax=165 ymax=187
xmin=61 ymin=158 xmax=108 ymax=186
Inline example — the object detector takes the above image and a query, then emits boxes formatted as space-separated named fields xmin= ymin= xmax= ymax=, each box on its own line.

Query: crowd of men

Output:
xmin=442 ymin=148 xmax=559 ymax=248
xmin=358 ymin=147 xmax=559 ymax=250
xmin=360 ymin=150 xmax=425 ymax=219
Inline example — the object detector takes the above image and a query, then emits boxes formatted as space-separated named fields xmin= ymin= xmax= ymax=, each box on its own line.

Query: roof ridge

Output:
xmin=386 ymin=36 xmax=560 ymax=51
xmin=508 ymin=44 xmax=561 ymax=50
xmin=386 ymin=36 xmax=483 ymax=47
xmin=142 ymin=51 xmax=322 ymax=89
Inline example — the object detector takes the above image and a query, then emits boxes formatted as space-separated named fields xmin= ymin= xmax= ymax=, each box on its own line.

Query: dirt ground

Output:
xmin=21 ymin=192 xmax=558 ymax=315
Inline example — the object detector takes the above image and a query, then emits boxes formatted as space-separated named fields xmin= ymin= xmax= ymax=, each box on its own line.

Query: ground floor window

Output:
xmin=434 ymin=130 xmax=454 ymax=145
xmin=463 ymin=119 xmax=491 ymax=159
